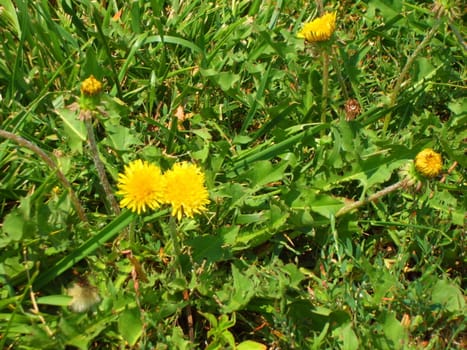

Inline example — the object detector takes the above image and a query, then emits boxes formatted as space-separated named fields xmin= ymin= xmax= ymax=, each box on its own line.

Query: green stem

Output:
xmin=331 ymin=48 xmax=349 ymax=101
xmin=336 ymin=180 xmax=406 ymax=217
xmin=320 ymin=48 xmax=330 ymax=137
xmin=382 ymin=19 xmax=442 ymax=134
xmin=84 ymin=115 xmax=120 ymax=215
xmin=315 ymin=0 xmax=323 ymax=15
xmin=0 ymin=129 xmax=88 ymax=223
xmin=168 ymin=215 xmax=182 ymax=270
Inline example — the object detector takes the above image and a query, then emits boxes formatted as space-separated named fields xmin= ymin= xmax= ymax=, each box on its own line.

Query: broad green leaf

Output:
xmin=334 ymin=322 xmax=359 ymax=350
xmin=201 ymin=69 xmax=240 ymax=91
xmin=282 ymin=263 xmax=305 ymax=289
xmin=118 ymin=308 xmax=143 ymax=346
xmin=448 ymin=99 xmax=467 ymax=116
xmin=413 ymin=57 xmax=436 ymax=85
xmin=60 ymin=317 xmax=91 ymax=350
xmin=61 ymin=314 xmax=118 ymax=350
xmin=317 ymin=151 xmax=408 ymax=193
xmin=240 ymin=160 xmax=288 ymax=190
xmin=102 ymin=123 xmax=141 ymax=151
xmin=237 ymin=340 xmax=267 ymax=350
xmin=187 ymin=235 xmax=232 ymax=263
xmin=36 ymin=295 xmax=72 ymax=306
xmin=221 ymin=265 xmax=255 ymax=313
xmin=167 ymin=327 xmax=192 ymax=350
xmin=310 ymin=194 xmax=344 ymax=218
xmin=431 ymin=279 xmax=465 ymax=313
xmin=2 ymin=209 xmax=26 ymax=241
xmin=235 ymin=205 xmax=289 ymax=249
xmin=199 ymin=311 xmax=218 ymax=328
xmin=56 ymin=108 xmax=86 ymax=153
xmin=0 ymin=256 xmax=27 ymax=282
xmin=379 ymin=311 xmax=408 ymax=349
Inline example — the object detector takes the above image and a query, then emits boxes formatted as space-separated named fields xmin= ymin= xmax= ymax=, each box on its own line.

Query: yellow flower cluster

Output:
xmin=80 ymin=75 xmax=102 ymax=96
xmin=117 ymin=159 xmax=210 ymax=219
xmin=297 ymin=12 xmax=337 ymax=43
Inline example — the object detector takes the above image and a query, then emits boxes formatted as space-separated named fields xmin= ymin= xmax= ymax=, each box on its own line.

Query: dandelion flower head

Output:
xmin=117 ymin=159 xmax=165 ymax=214
xmin=80 ymin=75 xmax=102 ymax=96
xmin=297 ymin=12 xmax=337 ymax=43
xmin=415 ymin=148 xmax=442 ymax=178
xmin=67 ymin=281 xmax=101 ymax=313
xmin=163 ymin=162 xmax=210 ymax=220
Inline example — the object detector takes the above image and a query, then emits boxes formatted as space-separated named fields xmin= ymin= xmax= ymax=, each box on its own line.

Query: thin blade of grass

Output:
xmin=230 ymin=124 xmax=327 ymax=175
xmin=34 ymin=210 xmax=134 ymax=289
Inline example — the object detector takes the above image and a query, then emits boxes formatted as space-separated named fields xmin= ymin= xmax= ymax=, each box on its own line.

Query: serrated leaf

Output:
xmin=103 ymin=123 xmax=141 ymax=151
xmin=187 ymin=235 xmax=232 ymax=263
xmin=235 ymin=205 xmax=289 ymax=249
xmin=201 ymin=69 xmax=240 ymax=91
xmin=241 ymin=160 xmax=288 ymax=190
xmin=327 ymin=154 xmax=407 ymax=192
xmin=221 ymin=265 xmax=255 ymax=313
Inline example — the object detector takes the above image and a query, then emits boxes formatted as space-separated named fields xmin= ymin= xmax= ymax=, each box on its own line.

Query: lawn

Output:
xmin=0 ymin=0 xmax=465 ymax=349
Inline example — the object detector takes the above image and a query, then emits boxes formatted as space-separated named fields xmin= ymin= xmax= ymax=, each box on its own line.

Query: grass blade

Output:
xmin=34 ymin=210 xmax=134 ymax=289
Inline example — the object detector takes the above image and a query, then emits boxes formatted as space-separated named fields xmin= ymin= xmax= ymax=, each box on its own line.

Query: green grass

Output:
xmin=0 ymin=0 xmax=465 ymax=349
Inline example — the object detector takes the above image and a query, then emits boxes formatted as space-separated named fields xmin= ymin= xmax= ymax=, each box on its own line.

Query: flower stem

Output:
xmin=331 ymin=49 xmax=350 ymax=101
xmin=315 ymin=0 xmax=323 ymax=15
xmin=168 ymin=216 xmax=182 ymax=272
xmin=382 ymin=19 xmax=442 ymax=134
xmin=83 ymin=115 xmax=120 ymax=215
xmin=336 ymin=180 xmax=406 ymax=217
xmin=320 ymin=48 xmax=330 ymax=137
xmin=0 ymin=129 xmax=88 ymax=223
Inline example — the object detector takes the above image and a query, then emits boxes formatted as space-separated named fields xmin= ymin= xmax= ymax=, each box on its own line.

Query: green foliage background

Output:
xmin=0 ymin=0 xmax=465 ymax=349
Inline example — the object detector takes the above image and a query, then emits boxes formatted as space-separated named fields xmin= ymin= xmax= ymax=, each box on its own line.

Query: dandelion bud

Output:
xmin=80 ymin=75 xmax=102 ymax=97
xmin=79 ymin=75 xmax=103 ymax=114
xmin=399 ymin=161 xmax=422 ymax=191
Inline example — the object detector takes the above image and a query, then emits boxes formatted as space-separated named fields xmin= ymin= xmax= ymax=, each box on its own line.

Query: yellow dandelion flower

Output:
xmin=80 ymin=75 xmax=102 ymax=96
xmin=116 ymin=159 xmax=165 ymax=214
xmin=415 ymin=148 xmax=442 ymax=178
xmin=297 ymin=12 xmax=337 ymax=43
xmin=163 ymin=162 xmax=210 ymax=220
